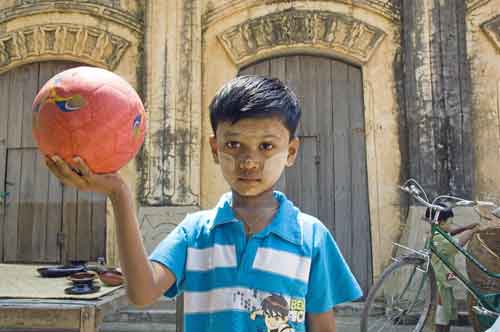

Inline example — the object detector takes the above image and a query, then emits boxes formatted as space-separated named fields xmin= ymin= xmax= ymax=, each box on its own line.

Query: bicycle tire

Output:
xmin=360 ymin=254 xmax=437 ymax=332
xmin=467 ymin=293 xmax=482 ymax=332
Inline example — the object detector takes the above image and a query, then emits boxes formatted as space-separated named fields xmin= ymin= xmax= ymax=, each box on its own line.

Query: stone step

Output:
xmin=103 ymin=308 xmax=177 ymax=324
xmin=100 ymin=322 xmax=176 ymax=332
xmin=102 ymin=299 xmax=471 ymax=329
xmin=335 ymin=302 xmax=471 ymax=326
xmin=103 ymin=297 xmax=178 ymax=324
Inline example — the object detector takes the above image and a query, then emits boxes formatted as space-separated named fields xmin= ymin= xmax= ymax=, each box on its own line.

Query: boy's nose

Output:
xmin=238 ymin=158 xmax=260 ymax=170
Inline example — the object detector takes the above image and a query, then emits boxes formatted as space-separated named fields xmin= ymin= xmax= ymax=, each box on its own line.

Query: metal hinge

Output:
xmin=315 ymin=155 xmax=320 ymax=165
xmin=57 ymin=232 xmax=65 ymax=247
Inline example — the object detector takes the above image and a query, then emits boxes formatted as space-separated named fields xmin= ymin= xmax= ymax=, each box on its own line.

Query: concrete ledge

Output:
xmin=100 ymin=322 xmax=176 ymax=332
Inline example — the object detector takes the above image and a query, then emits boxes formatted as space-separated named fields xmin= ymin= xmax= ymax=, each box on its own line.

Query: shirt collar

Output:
xmin=210 ymin=192 xmax=238 ymax=227
xmin=210 ymin=191 xmax=302 ymax=246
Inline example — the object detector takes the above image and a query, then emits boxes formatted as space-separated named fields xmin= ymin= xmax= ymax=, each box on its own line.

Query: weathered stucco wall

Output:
xmin=200 ymin=0 xmax=402 ymax=278
xmin=6 ymin=0 xmax=497 ymax=283
xmin=139 ymin=0 xmax=201 ymax=208
xmin=466 ymin=0 xmax=500 ymax=202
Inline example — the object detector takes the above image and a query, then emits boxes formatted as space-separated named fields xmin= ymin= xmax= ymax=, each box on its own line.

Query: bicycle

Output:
xmin=360 ymin=178 xmax=500 ymax=332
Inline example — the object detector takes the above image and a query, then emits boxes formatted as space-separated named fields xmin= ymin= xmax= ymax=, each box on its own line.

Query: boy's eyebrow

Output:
xmin=262 ymin=134 xmax=280 ymax=139
xmin=223 ymin=132 xmax=280 ymax=139
xmin=223 ymin=131 xmax=241 ymax=138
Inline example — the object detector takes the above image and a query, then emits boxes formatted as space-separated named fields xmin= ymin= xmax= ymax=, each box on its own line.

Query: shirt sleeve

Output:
xmin=432 ymin=233 xmax=458 ymax=257
xmin=148 ymin=217 xmax=189 ymax=298
xmin=306 ymin=226 xmax=363 ymax=313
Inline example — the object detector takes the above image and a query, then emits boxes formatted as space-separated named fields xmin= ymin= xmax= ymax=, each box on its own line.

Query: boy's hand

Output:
xmin=44 ymin=155 xmax=125 ymax=196
xmin=467 ymin=222 xmax=480 ymax=230
xmin=476 ymin=225 xmax=500 ymax=233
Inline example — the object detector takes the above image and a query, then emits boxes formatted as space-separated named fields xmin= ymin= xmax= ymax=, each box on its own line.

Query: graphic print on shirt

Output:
xmin=233 ymin=289 xmax=305 ymax=332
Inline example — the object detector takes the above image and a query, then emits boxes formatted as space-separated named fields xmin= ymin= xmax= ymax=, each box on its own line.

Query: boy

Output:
xmin=426 ymin=204 xmax=480 ymax=332
xmin=45 ymin=75 xmax=362 ymax=331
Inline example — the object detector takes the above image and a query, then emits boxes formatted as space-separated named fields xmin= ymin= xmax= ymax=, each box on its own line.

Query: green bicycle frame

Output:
xmin=428 ymin=224 xmax=500 ymax=313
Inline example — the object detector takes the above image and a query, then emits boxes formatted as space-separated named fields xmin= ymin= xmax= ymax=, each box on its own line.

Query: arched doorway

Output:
xmin=240 ymin=55 xmax=373 ymax=294
xmin=0 ymin=61 xmax=106 ymax=264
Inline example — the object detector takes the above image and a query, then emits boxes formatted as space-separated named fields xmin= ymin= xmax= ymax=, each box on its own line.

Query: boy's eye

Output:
xmin=225 ymin=141 xmax=240 ymax=149
xmin=260 ymin=143 xmax=274 ymax=151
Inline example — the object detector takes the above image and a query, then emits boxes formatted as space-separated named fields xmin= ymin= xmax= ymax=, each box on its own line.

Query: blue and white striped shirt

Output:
xmin=149 ymin=191 xmax=362 ymax=332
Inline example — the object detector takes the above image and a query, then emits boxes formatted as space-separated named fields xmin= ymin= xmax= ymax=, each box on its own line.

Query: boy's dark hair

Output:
xmin=261 ymin=294 xmax=289 ymax=318
xmin=209 ymin=75 xmax=301 ymax=138
xmin=425 ymin=203 xmax=454 ymax=222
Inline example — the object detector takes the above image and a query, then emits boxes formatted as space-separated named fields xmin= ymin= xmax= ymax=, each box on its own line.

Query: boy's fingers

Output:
xmin=45 ymin=156 xmax=65 ymax=179
xmin=50 ymin=156 xmax=87 ymax=188
xmin=45 ymin=159 xmax=73 ymax=187
xmin=52 ymin=156 xmax=75 ymax=179
xmin=73 ymin=157 xmax=91 ymax=178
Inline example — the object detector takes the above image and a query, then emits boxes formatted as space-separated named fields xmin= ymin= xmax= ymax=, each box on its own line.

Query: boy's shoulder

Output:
xmin=296 ymin=211 xmax=335 ymax=244
xmin=178 ymin=208 xmax=216 ymax=229
xmin=296 ymin=210 xmax=323 ymax=227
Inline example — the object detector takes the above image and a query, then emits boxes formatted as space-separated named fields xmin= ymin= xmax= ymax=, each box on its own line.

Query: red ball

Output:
xmin=32 ymin=66 xmax=146 ymax=173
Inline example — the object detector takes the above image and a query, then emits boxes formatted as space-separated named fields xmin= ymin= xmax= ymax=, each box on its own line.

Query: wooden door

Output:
xmin=240 ymin=55 xmax=373 ymax=294
xmin=0 ymin=61 xmax=106 ymax=264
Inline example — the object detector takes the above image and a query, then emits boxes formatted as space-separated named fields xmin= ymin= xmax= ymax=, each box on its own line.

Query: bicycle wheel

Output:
xmin=467 ymin=293 xmax=481 ymax=332
xmin=360 ymin=254 xmax=437 ymax=332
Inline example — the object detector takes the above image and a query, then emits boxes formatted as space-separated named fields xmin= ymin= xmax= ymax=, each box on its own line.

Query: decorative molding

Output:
xmin=218 ymin=9 xmax=386 ymax=66
xmin=138 ymin=206 xmax=198 ymax=254
xmin=482 ymin=15 xmax=500 ymax=52
xmin=466 ymin=0 xmax=491 ymax=12
xmin=0 ymin=0 xmax=143 ymax=33
xmin=0 ymin=24 xmax=130 ymax=73
xmin=203 ymin=0 xmax=400 ymax=29
xmin=354 ymin=0 xmax=400 ymax=21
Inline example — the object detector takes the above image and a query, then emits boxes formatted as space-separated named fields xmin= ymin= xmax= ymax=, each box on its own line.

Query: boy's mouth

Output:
xmin=238 ymin=177 xmax=261 ymax=182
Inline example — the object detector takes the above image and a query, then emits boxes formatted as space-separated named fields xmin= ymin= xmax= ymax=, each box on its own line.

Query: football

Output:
xmin=32 ymin=66 xmax=146 ymax=174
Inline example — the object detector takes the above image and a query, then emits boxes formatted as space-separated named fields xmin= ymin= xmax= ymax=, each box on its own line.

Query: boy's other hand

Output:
xmin=44 ymin=155 xmax=126 ymax=196
xmin=476 ymin=224 xmax=500 ymax=233
xmin=467 ymin=222 xmax=480 ymax=230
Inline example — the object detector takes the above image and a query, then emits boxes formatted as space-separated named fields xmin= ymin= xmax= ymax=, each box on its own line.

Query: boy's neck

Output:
xmin=231 ymin=189 xmax=279 ymax=234
xmin=232 ymin=189 xmax=278 ymax=209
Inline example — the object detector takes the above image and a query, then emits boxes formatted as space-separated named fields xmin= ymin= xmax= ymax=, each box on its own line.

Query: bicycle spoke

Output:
xmin=360 ymin=256 xmax=436 ymax=332
xmin=368 ymin=315 xmax=396 ymax=332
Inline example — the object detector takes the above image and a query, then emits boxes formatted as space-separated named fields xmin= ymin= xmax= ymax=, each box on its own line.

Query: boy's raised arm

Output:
xmin=45 ymin=155 xmax=176 ymax=306
xmin=109 ymin=184 xmax=176 ymax=306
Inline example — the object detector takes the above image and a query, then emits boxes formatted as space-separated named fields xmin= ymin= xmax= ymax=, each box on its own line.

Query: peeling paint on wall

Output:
xmin=497 ymin=80 xmax=500 ymax=153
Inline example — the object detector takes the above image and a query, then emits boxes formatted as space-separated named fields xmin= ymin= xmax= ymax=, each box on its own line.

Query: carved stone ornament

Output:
xmin=203 ymin=0 xmax=400 ymax=29
xmin=482 ymin=15 xmax=500 ymax=52
xmin=1 ymin=0 xmax=143 ymax=33
xmin=217 ymin=9 xmax=386 ymax=66
xmin=0 ymin=24 xmax=130 ymax=74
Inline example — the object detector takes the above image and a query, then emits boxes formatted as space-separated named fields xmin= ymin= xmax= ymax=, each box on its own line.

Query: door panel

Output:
xmin=1 ymin=61 xmax=107 ymax=263
xmin=0 ymin=71 xmax=8 ymax=260
xmin=240 ymin=55 xmax=373 ymax=294
xmin=286 ymin=136 xmax=319 ymax=218
xmin=3 ymin=149 xmax=21 ymax=262
xmin=347 ymin=66 xmax=372 ymax=290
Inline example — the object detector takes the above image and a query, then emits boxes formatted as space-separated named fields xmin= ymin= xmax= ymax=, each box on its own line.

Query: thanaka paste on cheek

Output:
xmin=219 ymin=151 xmax=289 ymax=178
xmin=262 ymin=151 xmax=289 ymax=180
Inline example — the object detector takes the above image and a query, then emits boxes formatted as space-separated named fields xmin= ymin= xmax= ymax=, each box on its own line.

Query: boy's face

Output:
xmin=209 ymin=117 xmax=299 ymax=197
xmin=439 ymin=218 xmax=454 ymax=232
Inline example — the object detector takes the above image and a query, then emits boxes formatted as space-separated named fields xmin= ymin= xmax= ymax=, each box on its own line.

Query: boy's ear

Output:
xmin=286 ymin=137 xmax=300 ymax=167
xmin=209 ymin=135 xmax=219 ymax=164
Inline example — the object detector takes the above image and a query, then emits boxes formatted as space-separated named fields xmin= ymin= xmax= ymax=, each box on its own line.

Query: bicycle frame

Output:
xmin=428 ymin=223 xmax=500 ymax=313
xmin=394 ymin=178 xmax=500 ymax=328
